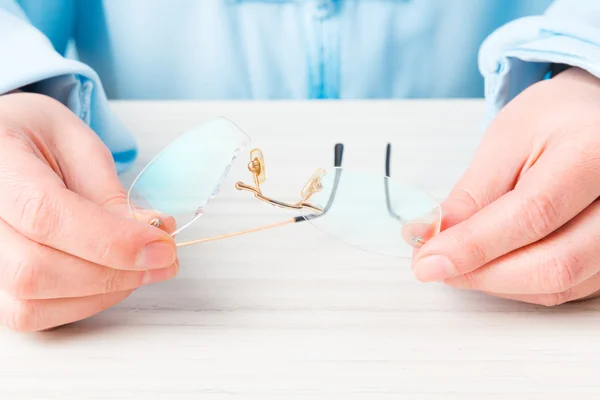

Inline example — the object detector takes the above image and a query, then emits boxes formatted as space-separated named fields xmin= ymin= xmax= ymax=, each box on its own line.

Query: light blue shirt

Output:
xmin=1 ymin=0 xmax=598 ymax=172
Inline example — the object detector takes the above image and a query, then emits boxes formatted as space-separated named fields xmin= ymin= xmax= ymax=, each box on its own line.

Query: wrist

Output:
xmin=551 ymin=66 xmax=600 ymax=86
xmin=550 ymin=64 xmax=572 ymax=78
xmin=2 ymin=89 xmax=22 ymax=95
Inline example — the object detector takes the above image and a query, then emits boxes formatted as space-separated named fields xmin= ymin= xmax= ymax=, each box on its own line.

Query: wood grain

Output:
xmin=2 ymin=100 xmax=599 ymax=399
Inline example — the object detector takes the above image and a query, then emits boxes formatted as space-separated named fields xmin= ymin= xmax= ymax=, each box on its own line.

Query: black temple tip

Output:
xmin=385 ymin=143 xmax=392 ymax=177
xmin=334 ymin=143 xmax=344 ymax=167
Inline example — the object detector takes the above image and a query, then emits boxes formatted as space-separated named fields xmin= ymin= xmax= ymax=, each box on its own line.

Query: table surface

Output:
xmin=3 ymin=100 xmax=600 ymax=400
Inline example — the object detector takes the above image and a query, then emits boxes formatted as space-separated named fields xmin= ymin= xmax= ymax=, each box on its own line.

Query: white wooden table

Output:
xmin=2 ymin=100 xmax=600 ymax=400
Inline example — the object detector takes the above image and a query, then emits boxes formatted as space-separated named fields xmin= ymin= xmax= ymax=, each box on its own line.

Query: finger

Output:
xmin=44 ymin=111 xmax=178 ymax=233
xmin=0 ymin=217 xmax=178 ymax=299
xmin=579 ymin=289 xmax=600 ymax=302
xmin=1 ymin=92 xmax=130 ymax=208
xmin=115 ymin=204 xmax=178 ymax=235
xmin=0 ymin=289 xmax=132 ymax=332
xmin=50 ymin=110 xmax=131 ymax=206
xmin=0 ymin=94 xmax=176 ymax=235
xmin=41 ymin=104 xmax=178 ymax=231
xmin=482 ymin=272 xmax=600 ymax=307
xmin=444 ymin=200 xmax=600 ymax=294
xmin=438 ymin=114 xmax=531 ymax=230
xmin=401 ymin=208 xmax=442 ymax=249
xmin=30 ymin=98 xmax=178 ymax=232
xmin=0 ymin=135 xmax=176 ymax=271
xmin=413 ymin=144 xmax=600 ymax=282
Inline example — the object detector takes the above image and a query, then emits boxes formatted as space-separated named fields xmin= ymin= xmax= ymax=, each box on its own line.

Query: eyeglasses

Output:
xmin=127 ymin=118 xmax=442 ymax=258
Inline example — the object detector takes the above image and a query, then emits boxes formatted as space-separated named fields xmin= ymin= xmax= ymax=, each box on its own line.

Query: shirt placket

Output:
xmin=303 ymin=0 xmax=341 ymax=99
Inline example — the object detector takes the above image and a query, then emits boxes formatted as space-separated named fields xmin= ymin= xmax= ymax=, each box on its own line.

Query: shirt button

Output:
xmin=311 ymin=0 xmax=336 ymax=20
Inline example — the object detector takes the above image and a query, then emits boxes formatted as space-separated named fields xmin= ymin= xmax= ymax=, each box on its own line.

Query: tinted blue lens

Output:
xmin=128 ymin=118 xmax=250 ymax=236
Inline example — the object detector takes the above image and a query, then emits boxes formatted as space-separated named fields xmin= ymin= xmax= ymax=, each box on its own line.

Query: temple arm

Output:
xmin=177 ymin=143 xmax=345 ymax=247
xmin=384 ymin=143 xmax=405 ymax=222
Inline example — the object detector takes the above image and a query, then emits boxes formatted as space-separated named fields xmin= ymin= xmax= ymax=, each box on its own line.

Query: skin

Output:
xmin=0 ymin=92 xmax=178 ymax=332
xmin=412 ymin=67 xmax=600 ymax=306
xmin=1 ymin=66 xmax=599 ymax=331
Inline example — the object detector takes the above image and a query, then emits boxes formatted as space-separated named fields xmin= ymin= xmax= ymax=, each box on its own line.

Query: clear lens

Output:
xmin=300 ymin=167 xmax=441 ymax=258
xmin=127 ymin=117 xmax=250 ymax=236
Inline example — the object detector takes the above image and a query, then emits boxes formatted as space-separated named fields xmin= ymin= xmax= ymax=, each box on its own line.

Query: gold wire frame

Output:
xmin=144 ymin=144 xmax=431 ymax=250
xmin=151 ymin=148 xmax=326 ymax=247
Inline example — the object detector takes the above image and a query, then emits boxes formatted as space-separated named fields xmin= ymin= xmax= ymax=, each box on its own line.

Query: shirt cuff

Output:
xmin=478 ymin=15 xmax=600 ymax=123
xmin=0 ymin=9 xmax=137 ymax=173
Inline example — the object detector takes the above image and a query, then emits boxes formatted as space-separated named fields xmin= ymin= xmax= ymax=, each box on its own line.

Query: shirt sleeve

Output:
xmin=0 ymin=1 xmax=137 ymax=173
xmin=478 ymin=0 xmax=600 ymax=123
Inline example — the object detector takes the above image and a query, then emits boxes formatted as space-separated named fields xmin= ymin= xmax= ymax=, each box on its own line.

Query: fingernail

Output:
xmin=136 ymin=241 xmax=176 ymax=270
xmin=142 ymin=263 xmax=179 ymax=285
xmin=414 ymin=255 xmax=456 ymax=282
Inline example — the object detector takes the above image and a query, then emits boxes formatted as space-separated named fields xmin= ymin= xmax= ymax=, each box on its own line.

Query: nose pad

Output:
xmin=248 ymin=149 xmax=267 ymax=184
xmin=301 ymin=169 xmax=326 ymax=200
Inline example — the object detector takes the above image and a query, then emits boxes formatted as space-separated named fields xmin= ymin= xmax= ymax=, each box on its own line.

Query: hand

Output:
xmin=0 ymin=93 xmax=178 ymax=331
xmin=411 ymin=67 xmax=600 ymax=306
